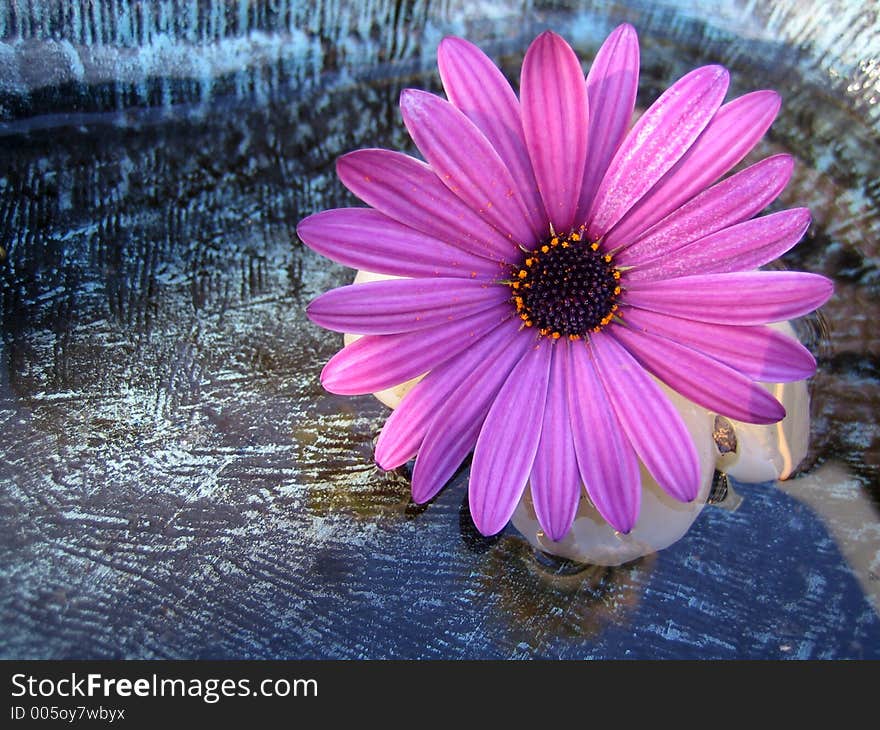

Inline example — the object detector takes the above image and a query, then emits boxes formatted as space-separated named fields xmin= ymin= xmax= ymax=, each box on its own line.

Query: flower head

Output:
xmin=298 ymin=26 xmax=833 ymax=540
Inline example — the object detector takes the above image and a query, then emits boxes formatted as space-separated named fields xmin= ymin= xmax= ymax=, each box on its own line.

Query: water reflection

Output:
xmin=476 ymin=539 xmax=654 ymax=653
xmin=777 ymin=461 xmax=880 ymax=615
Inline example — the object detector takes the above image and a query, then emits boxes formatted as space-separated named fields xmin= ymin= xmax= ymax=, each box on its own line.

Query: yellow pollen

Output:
xmin=505 ymin=231 xmax=619 ymax=340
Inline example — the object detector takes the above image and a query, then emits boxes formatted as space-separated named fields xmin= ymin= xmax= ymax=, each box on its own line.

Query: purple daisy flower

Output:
xmin=298 ymin=26 xmax=833 ymax=540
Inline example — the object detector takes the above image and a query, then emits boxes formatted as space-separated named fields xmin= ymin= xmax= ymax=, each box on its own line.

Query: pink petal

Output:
xmin=588 ymin=65 xmax=730 ymax=239
xmin=575 ymin=23 xmax=640 ymax=226
xmin=400 ymin=89 xmax=537 ymax=245
xmin=604 ymin=90 xmax=781 ymax=248
xmin=566 ymin=340 xmax=641 ymax=533
xmin=610 ymin=322 xmax=786 ymax=424
xmin=621 ymin=307 xmax=817 ymax=382
xmin=615 ymin=155 xmax=794 ymax=266
xmin=627 ymin=208 xmax=811 ymax=281
xmin=320 ymin=306 xmax=511 ymax=395
xmin=296 ymin=208 xmax=504 ymax=279
xmin=529 ymin=342 xmax=581 ymax=541
xmin=591 ymin=331 xmax=701 ymax=502
xmin=336 ymin=149 xmax=516 ymax=261
xmin=375 ymin=318 xmax=525 ymax=470
xmin=437 ymin=36 xmax=547 ymax=233
xmin=307 ymin=278 xmax=507 ymax=334
xmin=469 ymin=340 xmax=553 ymax=535
xmin=520 ymin=31 xmax=589 ymax=233
xmin=623 ymin=271 xmax=834 ymax=325
xmin=410 ymin=324 xmax=533 ymax=502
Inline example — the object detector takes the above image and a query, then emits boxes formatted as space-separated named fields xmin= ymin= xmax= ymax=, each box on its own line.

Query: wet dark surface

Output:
xmin=1 ymin=0 xmax=879 ymax=658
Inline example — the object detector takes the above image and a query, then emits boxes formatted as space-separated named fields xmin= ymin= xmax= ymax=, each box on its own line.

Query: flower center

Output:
xmin=508 ymin=231 xmax=621 ymax=339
